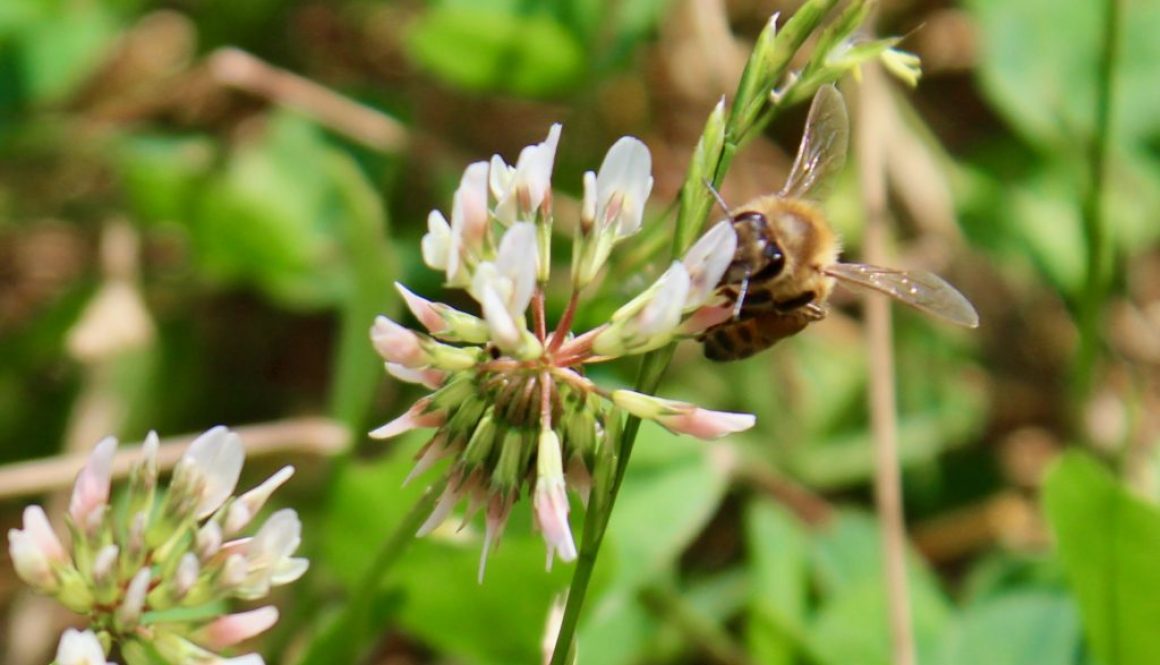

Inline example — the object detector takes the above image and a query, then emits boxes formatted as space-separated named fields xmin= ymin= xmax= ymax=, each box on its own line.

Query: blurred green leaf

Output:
xmin=745 ymin=501 xmax=809 ymax=665
xmin=970 ymin=0 xmax=1160 ymax=154
xmin=808 ymin=510 xmax=951 ymax=665
xmin=1043 ymin=451 xmax=1160 ymax=665
xmin=321 ymin=434 xmax=577 ymax=665
xmin=406 ymin=7 xmax=585 ymax=97
xmin=16 ymin=2 xmax=118 ymax=103
xmin=936 ymin=590 xmax=1080 ymax=665
xmin=117 ymin=134 xmax=216 ymax=225
xmin=192 ymin=112 xmax=348 ymax=308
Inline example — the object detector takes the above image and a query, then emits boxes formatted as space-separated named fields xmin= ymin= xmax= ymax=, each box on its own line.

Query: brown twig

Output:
xmin=207 ymin=47 xmax=409 ymax=153
xmin=0 ymin=417 xmax=348 ymax=501
xmin=858 ymin=65 xmax=917 ymax=665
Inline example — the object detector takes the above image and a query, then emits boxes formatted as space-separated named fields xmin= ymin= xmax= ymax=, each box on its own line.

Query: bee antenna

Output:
xmin=703 ymin=179 xmax=733 ymax=217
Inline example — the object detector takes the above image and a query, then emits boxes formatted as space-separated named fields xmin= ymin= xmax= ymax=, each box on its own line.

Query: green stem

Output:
xmin=296 ymin=479 xmax=445 ymax=665
xmin=1073 ymin=0 xmax=1120 ymax=403
xmin=549 ymin=2 xmax=848 ymax=661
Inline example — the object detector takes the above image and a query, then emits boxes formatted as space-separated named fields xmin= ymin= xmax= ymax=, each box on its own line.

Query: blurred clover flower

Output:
xmin=371 ymin=125 xmax=755 ymax=579
xmin=8 ymin=427 xmax=306 ymax=665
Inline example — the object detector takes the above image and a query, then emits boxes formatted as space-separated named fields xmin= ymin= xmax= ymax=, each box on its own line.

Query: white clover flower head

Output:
xmin=56 ymin=628 xmax=113 ymax=665
xmin=370 ymin=125 xmax=756 ymax=577
xmin=8 ymin=428 xmax=304 ymax=661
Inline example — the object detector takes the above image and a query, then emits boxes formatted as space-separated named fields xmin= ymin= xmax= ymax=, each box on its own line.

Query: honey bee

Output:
xmin=699 ymin=84 xmax=979 ymax=361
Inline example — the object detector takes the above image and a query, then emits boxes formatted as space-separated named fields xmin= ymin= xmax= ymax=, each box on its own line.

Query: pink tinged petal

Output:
xmin=56 ymin=628 xmax=111 ymax=665
xmin=478 ymin=494 xmax=512 ymax=583
xmin=404 ymin=435 xmax=451 ymax=486
xmin=595 ymin=136 xmax=653 ymax=237
xmin=416 ymin=482 xmax=465 ymax=537
xmin=386 ymin=362 xmax=446 ymax=390
xmin=421 ymin=210 xmax=452 ymax=270
xmin=369 ymin=400 xmax=445 ymax=440
xmin=117 ymin=567 xmax=152 ymax=627
xmin=681 ymin=220 xmax=736 ymax=309
xmin=658 ymin=408 xmax=756 ymax=439
xmin=199 ymin=606 xmax=279 ymax=650
xmin=19 ymin=505 xmax=66 ymax=563
xmin=631 ymin=263 xmax=690 ymax=340
xmin=237 ymin=509 xmax=307 ymax=599
xmin=533 ymin=431 xmax=577 ymax=567
xmin=679 ymin=304 xmax=733 ymax=335
xmin=395 ymin=283 xmax=448 ymax=335
xmin=370 ymin=316 xmax=429 ymax=368
xmin=8 ymin=527 xmax=57 ymax=590
xmin=183 ymin=426 xmax=245 ymax=519
xmin=69 ymin=436 xmax=117 ymax=528
xmin=453 ymin=161 xmax=491 ymax=250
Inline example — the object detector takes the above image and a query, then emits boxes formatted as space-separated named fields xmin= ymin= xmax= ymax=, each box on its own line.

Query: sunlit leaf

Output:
xmin=1043 ymin=451 xmax=1160 ymax=665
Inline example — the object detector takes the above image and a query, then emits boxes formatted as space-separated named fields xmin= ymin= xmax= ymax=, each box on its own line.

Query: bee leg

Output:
xmin=802 ymin=302 xmax=826 ymax=320
xmin=732 ymin=272 xmax=751 ymax=321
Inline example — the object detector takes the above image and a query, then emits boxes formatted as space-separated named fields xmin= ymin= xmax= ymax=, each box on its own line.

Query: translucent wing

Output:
xmin=824 ymin=263 xmax=980 ymax=328
xmin=779 ymin=84 xmax=849 ymax=201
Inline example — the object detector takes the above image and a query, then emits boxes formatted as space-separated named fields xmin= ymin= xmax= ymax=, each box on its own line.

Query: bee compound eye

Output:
xmin=753 ymin=241 xmax=786 ymax=280
xmin=732 ymin=211 xmax=768 ymax=229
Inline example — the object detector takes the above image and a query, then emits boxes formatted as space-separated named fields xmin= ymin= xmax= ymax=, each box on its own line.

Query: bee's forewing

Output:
xmin=824 ymin=263 xmax=980 ymax=328
xmin=779 ymin=84 xmax=849 ymax=201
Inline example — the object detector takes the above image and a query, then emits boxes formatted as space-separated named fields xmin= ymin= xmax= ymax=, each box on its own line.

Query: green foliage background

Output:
xmin=1 ymin=0 xmax=1158 ymax=663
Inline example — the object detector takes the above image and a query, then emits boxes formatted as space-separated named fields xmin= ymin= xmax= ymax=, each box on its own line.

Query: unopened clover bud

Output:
xmin=197 ymin=606 xmax=279 ymax=650
xmin=126 ymin=432 xmax=159 ymax=514
xmin=174 ymin=552 xmax=200 ymax=600
xmin=116 ymin=567 xmax=151 ymax=629
xmin=462 ymin=409 xmax=500 ymax=469
xmin=533 ymin=430 xmax=576 ymax=566
xmin=225 ymin=466 xmax=295 ymax=535
xmin=880 ymin=47 xmax=922 ymax=87
xmin=592 ymin=262 xmax=691 ymax=356
xmin=197 ymin=520 xmax=223 ymax=559
xmin=56 ymin=628 xmax=112 ymax=665
xmin=154 ymin=630 xmax=267 ymax=665
xmin=69 ymin=436 xmax=116 ymax=536
xmin=611 ymin=390 xmax=756 ymax=439
xmin=369 ymin=398 xmax=446 ymax=440
xmin=371 ymin=316 xmax=432 ymax=368
xmin=491 ymin=429 xmax=529 ymax=493
xmin=8 ymin=505 xmax=66 ymax=592
xmin=396 ymin=282 xmax=490 ymax=343
xmin=91 ymin=544 xmax=120 ymax=603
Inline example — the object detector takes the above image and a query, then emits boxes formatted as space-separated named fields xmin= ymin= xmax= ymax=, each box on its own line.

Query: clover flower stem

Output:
xmin=540 ymin=371 xmax=553 ymax=429
xmin=549 ymin=346 xmax=674 ymax=665
xmin=547 ymin=290 xmax=581 ymax=354
xmin=533 ymin=289 xmax=548 ymax=340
